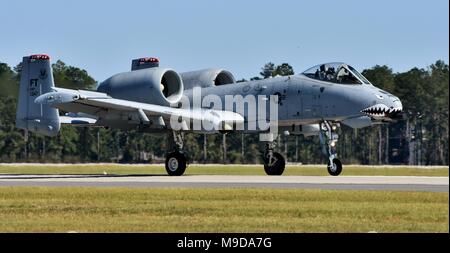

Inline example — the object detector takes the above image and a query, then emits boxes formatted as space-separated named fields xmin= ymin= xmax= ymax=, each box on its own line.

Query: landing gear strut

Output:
xmin=165 ymin=131 xmax=187 ymax=176
xmin=319 ymin=121 xmax=342 ymax=176
xmin=262 ymin=141 xmax=285 ymax=175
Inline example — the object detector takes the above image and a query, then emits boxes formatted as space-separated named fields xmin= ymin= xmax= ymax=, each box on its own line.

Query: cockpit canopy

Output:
xmin=302 ymin=62 xmax=371 ymax=85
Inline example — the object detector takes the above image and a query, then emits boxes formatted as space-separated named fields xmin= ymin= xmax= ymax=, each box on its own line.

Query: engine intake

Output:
xmin=97 ymin=68 xmax=183 ymax=106
xmin=180 ymin=68 xmax=235 ymax=90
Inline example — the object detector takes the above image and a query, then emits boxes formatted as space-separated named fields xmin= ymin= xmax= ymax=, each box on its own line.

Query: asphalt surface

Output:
xmin=0 ymin=174 xmax=448 ymax=192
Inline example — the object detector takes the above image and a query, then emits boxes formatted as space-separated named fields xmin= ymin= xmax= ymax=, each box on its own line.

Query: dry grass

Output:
xmin=0 ymin=187 xmax=447 ymax=232
xmin=0 ymin=164 xmax=447 ymax=176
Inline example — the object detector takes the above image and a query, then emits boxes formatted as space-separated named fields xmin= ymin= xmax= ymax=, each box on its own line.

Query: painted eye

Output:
xmin=375 ymin=94 xmax=384 ymax=100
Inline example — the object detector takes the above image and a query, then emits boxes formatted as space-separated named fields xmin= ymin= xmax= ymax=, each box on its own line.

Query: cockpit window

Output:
xmin=347 ymin=65 xmax=371 ymax=84
xmin=302 ymin=62 xmax=371 ymax=85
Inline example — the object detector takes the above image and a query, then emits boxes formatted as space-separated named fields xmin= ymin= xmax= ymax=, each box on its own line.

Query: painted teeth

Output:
xmin=361 ymin=104 xmax=402 ymax=118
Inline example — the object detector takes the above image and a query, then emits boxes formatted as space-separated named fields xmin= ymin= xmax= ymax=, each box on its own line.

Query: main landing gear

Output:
xmin=319 ymin=121 xmax=342 ymax=176
xmin=165 ymin=131 xmax=187 ymax=176
xmin=262 ymin=141 xmax=285 ymax=175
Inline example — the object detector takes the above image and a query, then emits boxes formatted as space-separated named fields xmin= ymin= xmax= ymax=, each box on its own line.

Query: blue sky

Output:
xmin=1 ymin=0 xmax=448 ymax=81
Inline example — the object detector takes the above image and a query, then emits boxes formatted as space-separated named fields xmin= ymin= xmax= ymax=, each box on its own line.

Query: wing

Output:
xmin=35 ymin=87 xmax=243 ymax=131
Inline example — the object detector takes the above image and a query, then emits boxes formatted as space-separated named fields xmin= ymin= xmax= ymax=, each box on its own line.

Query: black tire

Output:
xmin=327 ymin=158 xmax=342 ymax=176
xmin=263 ymin=152 xmax=285 ymax=175
xmin=165 ymin=151 xmax=187 ymax=176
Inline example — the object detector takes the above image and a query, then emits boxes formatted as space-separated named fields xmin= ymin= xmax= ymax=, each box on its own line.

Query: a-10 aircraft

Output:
xmin=15 ymin=54 xmax=403 ymax=176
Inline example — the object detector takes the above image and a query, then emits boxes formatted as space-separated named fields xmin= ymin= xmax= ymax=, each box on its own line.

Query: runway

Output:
xmin=0 ymin=174 xmax=448 ymax=192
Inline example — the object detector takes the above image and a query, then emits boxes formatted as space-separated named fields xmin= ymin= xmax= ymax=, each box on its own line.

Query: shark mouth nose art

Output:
xmin=361 ymin=104 xmax=403 ymax=118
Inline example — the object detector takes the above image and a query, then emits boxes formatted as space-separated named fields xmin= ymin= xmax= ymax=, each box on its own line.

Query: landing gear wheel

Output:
xmin=165 ymin=151 xmax=187 ymax=176
xmin=263 ymin=152 xmax=285 ymax=175
xmin=327 ymin=158 xmax=342 ymax=176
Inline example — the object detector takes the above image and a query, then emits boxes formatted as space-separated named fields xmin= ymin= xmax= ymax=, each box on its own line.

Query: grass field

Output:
xmin=0 ymin=164 xmax=448 ymax=176
xmin=0 ymin=187 xmax=447 ymax=232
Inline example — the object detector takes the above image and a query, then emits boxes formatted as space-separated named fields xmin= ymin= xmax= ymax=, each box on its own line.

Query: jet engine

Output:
xmin=180 ymin=68 xmax=235 ymax=90
xmin=97 ymin=67 xmax=184 ymax=106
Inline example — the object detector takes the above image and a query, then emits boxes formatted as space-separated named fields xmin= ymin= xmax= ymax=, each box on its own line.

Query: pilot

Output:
xmin=337 ymin=67 xmax=359 ymax=84
xmin=325 ymin=67 xmax=335 ymax=81
xmin=314 ymin=69 xmax=320 ymax=79
xmin=336 ymin=67 xmax=347 ymax=83
xmin=319 ymin=64 xmax=327 ymax=80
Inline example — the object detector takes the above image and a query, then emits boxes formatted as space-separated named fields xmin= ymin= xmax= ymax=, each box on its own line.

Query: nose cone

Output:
xmin=360 ymin=90 xmax=403 ymax=121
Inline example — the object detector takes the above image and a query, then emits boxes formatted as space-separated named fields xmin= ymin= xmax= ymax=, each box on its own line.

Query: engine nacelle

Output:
xmin=180 ymin=68 xmax=235 ymax=90
xmin=97 ymin=68 xmax=183 ymax=106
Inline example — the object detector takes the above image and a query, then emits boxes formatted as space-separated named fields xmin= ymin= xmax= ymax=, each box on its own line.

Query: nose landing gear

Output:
xmin=327 ymin=158 xmax=342 ymax=176
xmin=319 ymin=121 xmax=342 ymax=176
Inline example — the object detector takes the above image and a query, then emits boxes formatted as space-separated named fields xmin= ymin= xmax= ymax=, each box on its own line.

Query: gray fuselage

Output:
xmin=182 ymin=74 xmax=401 ymax=131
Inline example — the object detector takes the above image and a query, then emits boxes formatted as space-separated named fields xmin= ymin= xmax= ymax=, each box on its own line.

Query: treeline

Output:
xmin=0 ymin=59 xmax=448 ymax=165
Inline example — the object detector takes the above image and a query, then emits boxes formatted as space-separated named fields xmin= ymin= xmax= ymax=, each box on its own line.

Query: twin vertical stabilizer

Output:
xmin=15 ymin=55 xmax=60 ymax=136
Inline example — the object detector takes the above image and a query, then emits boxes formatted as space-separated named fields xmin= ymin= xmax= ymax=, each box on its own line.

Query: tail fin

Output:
xmin=15 ymin=54 xmax=60 ymax=136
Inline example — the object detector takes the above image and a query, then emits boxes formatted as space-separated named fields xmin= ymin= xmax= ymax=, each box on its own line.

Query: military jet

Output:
xmin=15 ymin=55 xmax=403 ymax=176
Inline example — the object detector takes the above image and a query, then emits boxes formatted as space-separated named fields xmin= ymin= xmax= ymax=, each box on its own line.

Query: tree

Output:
xmin=13 ymin=62 xmax=22 ymax=81
xmin=273 ymin=63 xmax=294 ymax=76
xmin=361 ymin=65 xmax=394 ymax=91
xmin=52 ymin=60 xmax=97 ymax=90
xmin=421 ymin=60 xmax=449 ymax=165
xmin=260 ymin=62 xmax=275 ymax=79
xmin=0 ymin=62 xmax=19 ymax=97
xmin=259 ymin=62 xmax=294 ymax=79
